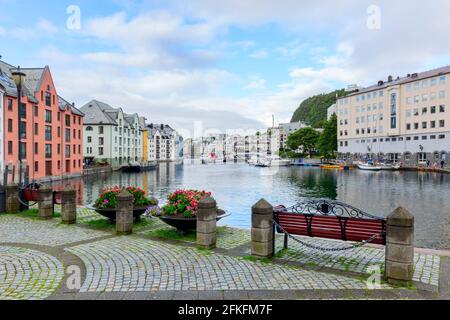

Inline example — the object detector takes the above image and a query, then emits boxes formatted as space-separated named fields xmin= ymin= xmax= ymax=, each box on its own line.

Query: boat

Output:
xmin=357 ymin=163 xmax=382 ymax=171
xmin=268 ymin=156 xmax=292 ymax=167
xmin=141 ymin=161 xmax=158 ymax=171
xmin=121 ymin=161 xmax=142 ymax=173
xmin=379 ymin=163 xmax=401 ymax=171
xmin=320 ymin=165 xmax=341 ymax=170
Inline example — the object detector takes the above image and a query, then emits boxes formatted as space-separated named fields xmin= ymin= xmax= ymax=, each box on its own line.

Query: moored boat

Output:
xmin=357 ymin=164 xmax=382 ymax=171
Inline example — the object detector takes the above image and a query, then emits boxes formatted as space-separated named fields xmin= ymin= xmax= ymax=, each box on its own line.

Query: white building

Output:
xmin=147 ymin=124 xmax=180 ymax=162
xmin=327 ymin=104 xmax=337 ymax=121
xmin=267 ymin=121 xmax=308 ymax=154
xmin=80 ymin=100 xmax=144 ymax=168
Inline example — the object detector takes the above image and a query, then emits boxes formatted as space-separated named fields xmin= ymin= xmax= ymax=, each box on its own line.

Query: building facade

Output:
xmin=147 ymin=124 xmax=180 ymax=162
xmin=0 ymin=61 xmax=84 ymax=181
xmin=337 ymin=66 xmax=450 ymax=166
xmin=327 ymin=104 xmax=337 ymax=121
xmin=81 ymin=100 xmax=144 ymax=168
xmin=267 ymin=121 xmax=308 ymax=155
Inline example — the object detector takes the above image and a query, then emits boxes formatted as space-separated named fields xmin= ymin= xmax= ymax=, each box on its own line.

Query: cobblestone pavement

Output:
xmin=66 ymin=237 xmax=389 ymax=292
xmin=272 ymin=236 xmax=441 ymax=287
xmin=0 ymin=246 xmax=64 ymax=300
xmin=0 ymin=215 xmax=110 ymax=246
xmin=0 ymin=209 xmax=447 ymax=300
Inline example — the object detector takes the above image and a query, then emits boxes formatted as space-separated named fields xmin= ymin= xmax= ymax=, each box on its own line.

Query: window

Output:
xmin=422 ymin=80 xmax=429 ymax=88
xmin=45 ymin=110 xmax=52 ymax=123
xmin=440 ymin=105 xmax=446 ymax=113
xmin=57 ymin=144 xmax=61 ymax=155
xmin=86 ymin=126 xmax=93 ymax=131
xmin=73 ymin=129 xmax=76 ymax=139
xmin=406 ymin=137 xmax=411 ymax=141
xmin=414 ymin=109 xmax=419 ymax=116
xmin=406 ymin=124 xmax=411 ymax=130
xmin=34 ymin=143 xmax=38 ymax=155
xmin=7 ymin=119 xmax=13 ymax=132
xmin=73 ymin=144 xmax=76 ymax=155
xmin=431 ymin=106 xmax=436 ymax=114
xmin=414 ymin=123 xmax=419 ymax=130
xmin=431 ymin=78 xmax=437 ymax=86
xmin=422 ymin=122 xmax=427 ymax=129
xmin=45 ymin=144 xmax=52 ymax=158
xmin=78 ymin=145 xmax=81 ymax=154
xmin=440 ymin=91 xmax=446 ymax=99
xmin=414 ymin=82 xmax=420 ymax=90
xmin=57 ymin=112 xmax=61 ymax=121
xmin=431 ymin=92 xmax=437 ymax=100
xmin=440 ymin=120 xmax=445 ymax=128
xmin=390 ymin=92 xmax=397 ymax=129
xmin=34 ymin=106 xmax=38 ymax=117
xmin=99 ymin=137 xmax=104 ymax=145
xmin=19 ymin=142 xmax=26 ymax=159
xmin=73 ymin=116 xmax=76 ymax=125
xmin=379 ymin=91 xmax=384 ymax=97
xmin=34 ymin=123 xmax=38 ymax=135
xmin=440 ymin=75 xmax=446 ymax=84
xmin=45 ymin=92 xmax=51 ymax=106
xmin=78 ymin=130 xmax=81 ymax=139
xmin=65 ymin=128 xmax=71 ymax=142
xmin=34 ymin=162 xmax=39 ymax=172
xmin=422 ymin=94 xmax=428 ymax=102
xmin=422 ymin=107 xmax=427 ymax=115
xmin=406 ymin=97 xmax=412 ymax=105
xmin=45 ymin=126 xmax=52 ymax=141
xmin=19 ymin=121 xmax=26 ymax=139
xmin=57 ymin=127 xmax=61 ymax=138
xmin=414 ymin=136 xmax=419 ymax=141
xmin=439 ymin=134 xmax=446 ymax=139
xmin=422 ymin=136 xmax=427 ymax=140
xmin=431 ymin=121 xmax=436 ymax=128
xmin=99 ymin=126 xmax=104 ymax=134
xmin=19 ymin=103 xmax=26 ymax=118
xmin=66 ymin=145 xmax=71 ymax=157
xmin=7 ymin=99 xmax=13 ymax=111
xmin=65 ymin=115 xmax=71 ymax=126
xmin=87 ymin=136 xmax=92 ymax=143
xmin=99 ymin=147 xmax=104 ymax=156
xmin=431 ymin=135 xmax=436 ymax=140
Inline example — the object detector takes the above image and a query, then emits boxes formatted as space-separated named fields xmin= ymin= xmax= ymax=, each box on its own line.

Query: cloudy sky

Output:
xmin=1 ymin=0 xmax=449 ymax=137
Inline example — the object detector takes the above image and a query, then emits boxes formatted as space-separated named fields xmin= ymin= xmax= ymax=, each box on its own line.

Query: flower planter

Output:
xmin=159 ymin=209 xmax=227 ymax=232
xmin=94 ymin=206 xmax=149 ymax=222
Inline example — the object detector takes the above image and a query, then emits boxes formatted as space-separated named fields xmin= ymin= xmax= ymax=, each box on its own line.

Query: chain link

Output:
xmin=273 ymin=220 xmax=384 ymax=252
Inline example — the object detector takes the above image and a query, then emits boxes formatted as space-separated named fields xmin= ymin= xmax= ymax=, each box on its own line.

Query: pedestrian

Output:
xmin=441 ymin=160 xmax=445 ymax=169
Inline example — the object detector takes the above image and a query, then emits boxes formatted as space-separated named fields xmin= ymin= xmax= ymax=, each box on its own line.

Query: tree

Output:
xmin=287 ymin=127 xmax=320 ymax=157
xmin=317 ymin=114 xmax=338 ymax=158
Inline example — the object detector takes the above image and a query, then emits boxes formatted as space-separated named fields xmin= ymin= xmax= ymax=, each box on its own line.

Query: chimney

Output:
xmin=407 ymin=74 xmax=411 ymax=78
xmin=378 ymin=80 xmax=384 ymax=86
xmin=412 ymin=73 xmax=418 ymax=78
xmin=388 ymin=75 xmax=393 ymax=82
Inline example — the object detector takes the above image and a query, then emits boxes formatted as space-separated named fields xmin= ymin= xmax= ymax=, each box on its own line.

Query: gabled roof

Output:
xmin=58 ymin=95 xmax=85 ymax=117
xmin=80 ymin=100 xmax=118 ymax=125
xmin=0 ymin=60 xmax=38 ymax=102
xmin=20 ymin=67 xmax=45 ymax=93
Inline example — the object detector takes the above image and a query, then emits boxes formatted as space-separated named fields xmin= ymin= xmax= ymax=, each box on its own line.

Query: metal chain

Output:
xmin=273 ymin=220 xmax=384 ymax=252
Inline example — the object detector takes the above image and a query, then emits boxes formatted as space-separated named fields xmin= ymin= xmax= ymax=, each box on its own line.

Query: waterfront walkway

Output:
xmin=0 ymin=207 xmax=448 ymax=300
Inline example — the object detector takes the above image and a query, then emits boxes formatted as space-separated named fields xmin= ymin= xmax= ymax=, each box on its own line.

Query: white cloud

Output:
xmin=246 ymin=76 xmax=267 ymax=90
xmin=249 ymin=50 xmax=269 ymax=59
xmin=37 ymin=19 xmax=58 ymax=34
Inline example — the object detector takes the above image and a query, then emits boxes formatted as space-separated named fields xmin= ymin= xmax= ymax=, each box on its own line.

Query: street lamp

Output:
xmin=11 ymin=66 xmax=26 ymax=185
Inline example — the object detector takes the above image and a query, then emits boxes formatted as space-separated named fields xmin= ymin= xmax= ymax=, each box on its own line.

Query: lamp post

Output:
xmin=11 ymin=66 xmax=26 ymax=186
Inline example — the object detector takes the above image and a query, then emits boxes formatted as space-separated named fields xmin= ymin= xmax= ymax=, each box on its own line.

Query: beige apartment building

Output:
xmin=337 ymin=66 xmax=450 ymax=166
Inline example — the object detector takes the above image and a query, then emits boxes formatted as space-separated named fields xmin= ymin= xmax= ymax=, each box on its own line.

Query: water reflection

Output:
xmin=45 ymin=163 xmax=449 ymax=250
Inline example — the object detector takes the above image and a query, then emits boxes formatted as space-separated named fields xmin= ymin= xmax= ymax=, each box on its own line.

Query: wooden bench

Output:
xmin=273 ymin=201 xmax=386 ymax=250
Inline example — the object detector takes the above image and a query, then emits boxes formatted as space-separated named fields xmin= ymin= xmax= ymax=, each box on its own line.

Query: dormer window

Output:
xmin=45 ymin=92 xmax=51 ymax=106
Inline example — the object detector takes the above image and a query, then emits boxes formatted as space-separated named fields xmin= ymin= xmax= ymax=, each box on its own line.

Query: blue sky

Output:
xmin=1 ymin=0 xmax=450 ymax=137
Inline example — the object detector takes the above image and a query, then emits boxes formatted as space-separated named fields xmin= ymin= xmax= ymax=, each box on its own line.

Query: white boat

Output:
xmin=268 ymin=156 xmax=292 ymax=167
xmin=379 ymin=163 xmax=401 ymax=171
xmin=357 ymin=163 xmax=382 ymax=171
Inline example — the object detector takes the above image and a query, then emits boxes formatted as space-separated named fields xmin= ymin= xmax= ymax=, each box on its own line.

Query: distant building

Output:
xmin=147 ymin=124 xmax=180 ymax=162
xmin=337 ymin=66 xmax=450 ymax=166
xmin=327 ymin=104 xmax=337 ymax=121
xmin=80 ymin=100 xmax=144 ymax=168
xmin=267 ymin=121 xmax=308 ymax=154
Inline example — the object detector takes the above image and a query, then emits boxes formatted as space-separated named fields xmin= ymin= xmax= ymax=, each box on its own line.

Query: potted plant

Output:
xmin=93 ymin=186 xmax=158 ymax=222
xmin=152 ymin=190 xmax=228 ymax=232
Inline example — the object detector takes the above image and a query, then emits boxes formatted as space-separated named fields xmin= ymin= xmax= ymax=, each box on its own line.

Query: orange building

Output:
xmin=0 ymin=60 xmax=84 ymax=181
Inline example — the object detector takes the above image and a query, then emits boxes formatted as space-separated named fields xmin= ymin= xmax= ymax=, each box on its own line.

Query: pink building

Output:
xmin=0 ymin=60 xmax=84 ymax=181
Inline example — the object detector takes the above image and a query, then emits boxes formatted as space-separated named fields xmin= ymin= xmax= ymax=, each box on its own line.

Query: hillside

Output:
xmin=291 ymin=89 xmax=346 ymax=128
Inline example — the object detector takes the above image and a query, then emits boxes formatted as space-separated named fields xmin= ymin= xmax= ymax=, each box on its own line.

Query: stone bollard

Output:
xmin=61 ymin=189 xmax=77 ymax=224
xmin=251 ymin=199 xmax=274 ymax=259
xmin=38 ymin=188 xmax=54 ymax=220
xmin=197 ymin=197 xmax=218 ymax=249
xmin=385 ymin=207 xmax=415 ymax=286
xmin=6 ymin=183 xmax=20 ymax=214
xmin=116 ymin=189 xmax=133 ymax=235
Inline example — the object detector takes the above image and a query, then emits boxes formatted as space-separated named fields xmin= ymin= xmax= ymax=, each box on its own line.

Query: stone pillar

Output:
xmin=61 ymin=189 xmax=77 ymax=224
xmin=116 ymin=189 xmax=133 ymax=235
xmin=251 ymin=199 xmax=274 ymax=258
xmin=385 ymin=207 xmax=415 ymax=286
xmin=38 ymin=188 xmax=54 ymax=220
xmin=6 ymin=183 xmax=20 ymax=214
xmin=197 ymin=197 xmax=217 ymax=249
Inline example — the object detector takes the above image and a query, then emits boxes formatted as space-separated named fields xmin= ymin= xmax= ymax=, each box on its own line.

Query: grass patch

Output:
xmin=242 ymin=255 xmax=272 ymax=264
xmin=147 ymin=228 xmax=197 ymax=242
xmin=17 ymin=209 xmax=61 ymax=219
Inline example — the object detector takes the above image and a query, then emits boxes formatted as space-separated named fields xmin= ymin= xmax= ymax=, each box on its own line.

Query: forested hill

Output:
xmin=290 ymin=89 xmax=346 ymax=128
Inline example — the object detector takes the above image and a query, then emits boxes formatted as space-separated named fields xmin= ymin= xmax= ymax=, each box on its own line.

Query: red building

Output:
xmin=0 ymin=60 xmax=84 ymax=181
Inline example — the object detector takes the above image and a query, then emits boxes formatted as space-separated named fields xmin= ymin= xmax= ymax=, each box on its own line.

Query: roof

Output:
xmin=20 ymin=67 xmax=45 ymax=93
xmin=0 ymin=60 xmax=38 ymax=101
xmin=147 ymin=123 xmax=177 ymax=137
xmin=343 ymin=65 xmax=450 ymax=98
xmin=58 ymin=95 xmax=85 ymax=117
xmin=79 ymin=100 xmax=119 ymax=125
